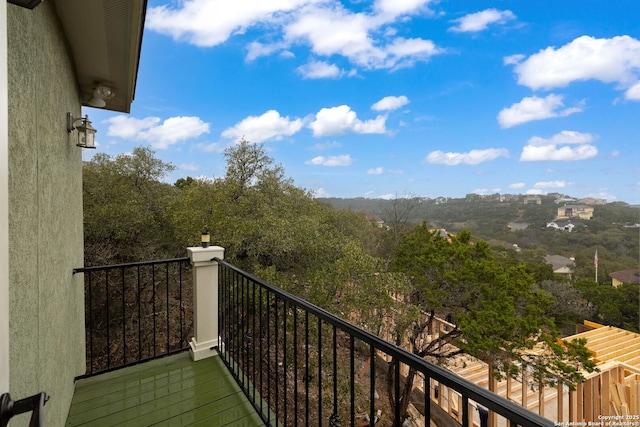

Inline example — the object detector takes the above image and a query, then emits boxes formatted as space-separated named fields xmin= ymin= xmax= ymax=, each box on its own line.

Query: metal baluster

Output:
xmin=137 ymin=265 xmax=141 ymax=362
xmin=121 ymin=267 xmax=126 ymax=365
xmin=369 ymin=345 xmax=375 ymax=427
xmin=350 ymin=336 xmax=355 ymax=427
xmin=106 ymin=269 xmax=110 ymax=369
xmin=294 ymin=307 xmax=299 ymax=427
xmin=330 ymin=325 xmax=341 ymax=427
xmin=152 ymin=264 xmax=156 ymax=357
xmin=318 ymin=318 xmax=322 ymax=427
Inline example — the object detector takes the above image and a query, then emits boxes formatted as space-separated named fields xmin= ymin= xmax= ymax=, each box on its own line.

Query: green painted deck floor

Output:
xmin=66 ymin=352 xmax=265 ymax=426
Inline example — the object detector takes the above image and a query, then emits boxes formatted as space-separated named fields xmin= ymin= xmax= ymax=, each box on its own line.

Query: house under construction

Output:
xmin=434 ymin=321 xmax=640 ymax=426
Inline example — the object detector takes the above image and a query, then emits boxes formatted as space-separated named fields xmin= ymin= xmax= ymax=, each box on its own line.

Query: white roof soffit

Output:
xmin=54 ymin=0 xmax=147 ymax=113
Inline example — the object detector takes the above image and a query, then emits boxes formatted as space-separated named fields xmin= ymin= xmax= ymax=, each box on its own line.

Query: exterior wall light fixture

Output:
xmin=67 ymin=113 xmax=97 ymax=149
xmin=87 ymin=84 xmax=115 ymax=108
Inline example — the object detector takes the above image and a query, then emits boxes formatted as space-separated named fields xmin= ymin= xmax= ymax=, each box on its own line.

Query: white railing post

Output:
xmin=187 ymin=246 xmax=225 ymax=361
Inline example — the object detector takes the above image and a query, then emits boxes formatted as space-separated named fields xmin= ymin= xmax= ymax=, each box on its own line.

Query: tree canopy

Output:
xmin=83 ymin=147 xmax=180 ymax=264
xmin=83 ymin=143 xmax=605 ymax=423
xmin=384 ymin=222 xmax=596 ymax=418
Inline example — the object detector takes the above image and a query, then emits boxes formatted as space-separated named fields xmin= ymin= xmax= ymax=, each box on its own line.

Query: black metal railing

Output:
xmin=216 ymin=258 xmax=553 ymax=427
xmin=73 ymin=257 xmax=192 ymax=378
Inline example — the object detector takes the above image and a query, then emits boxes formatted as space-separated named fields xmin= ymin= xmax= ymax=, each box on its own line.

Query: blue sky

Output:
xmin=84 ymin=0 xmax=640 ymax=204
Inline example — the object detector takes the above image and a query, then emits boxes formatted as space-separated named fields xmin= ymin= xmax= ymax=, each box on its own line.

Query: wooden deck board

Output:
xmin=66 ymin=352 xmax=265 ymax=427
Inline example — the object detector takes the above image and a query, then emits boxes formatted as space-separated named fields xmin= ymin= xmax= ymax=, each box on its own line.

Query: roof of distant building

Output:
xmin=609 ymin=269 xmax=640 ymax=284
xmin=359 ymin=210 xmax=384 ymax=224
xmin=544 ymin=255 xmax=575 ymax=271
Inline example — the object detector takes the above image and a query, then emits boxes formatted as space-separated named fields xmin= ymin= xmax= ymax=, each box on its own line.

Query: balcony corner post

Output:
xmin=187 ymin=246 xmax=225 ymax=361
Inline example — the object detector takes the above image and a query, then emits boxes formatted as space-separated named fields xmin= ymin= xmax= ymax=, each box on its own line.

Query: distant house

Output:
xmin=609 ymin=269 xmax=640 ymax=287
xmin=556 ymin=205 xmax=594 ymax=220
xmin=360 ymin=210 xmax=385 ymax=228
xmin=500 ymin=194 xmax=519 ymax=202
xmin=434 ymin=196 xmax=448 ymax=205
xmin=578 ymin=197 xmax=607 ymax=205
xmin=430 ymin=228 xmax=453 ymax=242
xmin=546 ymin=220 xmax=587 ymax=232
xmin=554 ymin=196 xmax=577 ymax=204
xmin=524 ymin=195 xmax=541 ymax=205
xmin=544 ymin=255 xmax=575 ymax=278
xmin=508 ymin=222 xmax=529 ymax=231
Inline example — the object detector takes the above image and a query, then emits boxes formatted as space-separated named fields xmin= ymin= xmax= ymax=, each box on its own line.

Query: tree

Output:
xmin=575 ymin=279 xmax=639 ymax=332
xmin=533 ymin=280 xmax=596 ymax=334
xmin=174 ymin=176 xmax=196 ymax=190
xmin=83 ymin=147 xmax=180 ymax=264
xmin=166 ymin=140 xmax=380 ymax=287
xmin=224 ymin=137 xmax=279 ymax=197
xmin=385 ymin=222 xmax=596 ymax=421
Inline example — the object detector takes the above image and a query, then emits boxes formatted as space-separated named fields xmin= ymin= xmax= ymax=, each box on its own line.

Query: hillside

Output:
xmin=319 ymin=194 xmax=640 ymax=282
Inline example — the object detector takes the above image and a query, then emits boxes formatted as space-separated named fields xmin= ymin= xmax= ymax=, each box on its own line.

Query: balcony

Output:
xmin=66 ymin=352 xmax=262 ymax=426
xmin=65 ymin=246 xmax=553 ymax=427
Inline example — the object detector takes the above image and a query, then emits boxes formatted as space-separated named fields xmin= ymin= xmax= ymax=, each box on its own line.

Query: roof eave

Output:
xmin=53 ymin=0 xmax=147 ymax=113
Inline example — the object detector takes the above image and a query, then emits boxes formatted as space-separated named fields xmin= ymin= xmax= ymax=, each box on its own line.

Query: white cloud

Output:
xmin=423 ymin=148 xmax=508 ymax=165
xmin=191 ymin=175 xmax=216 ymax=183
xmin=279 ymin=3 xmax=442 ymax=71
xmin=626 ymin=82 xmax=640 ymax=100
xmin=142 ymin=117 xmax=212 ymax=149
xmin=180 ymin=163 xmax=200 ymax=172
xmin=503 ymin=54 xmax=524 ymax=65
xmin=588 ymin=192 xmax=615 ymax=202
xmin=146 ymin=0 xmax=315 ymax=47
xmin=521 ymin=130 xmax=598 ymax=161
xmin=367 ymin=167 xmax=384 ymax=175
xmin=374 ymin=0 xmax=433 ymax=18
xmin=296 ymin=60 xmax=344 ymax=79
xmin=526 ymin=130 xmax=596 ymax=146
xmin=305 ymin=154 xmax=353 ymax=166
xmin=105 ymin=116 xmax=161 ymax=139
xmin=105 ymin=115 xmax=211 ymax=149
xmin=378 ymin=193 xmax=396 ymax=200
xmin=473 ymin=188 xmax=500 ymax=195
xmin=371 ymin=95 xmax=409 ymax=111
xmin=449 ymin=9 xmax=516 ymax=33
xmin=534 ymin=181 xmax=570 ymax=189
xmin=246 ymin=41 xmax=289 ymax=62
xmin=383 ymin=38 xmax=442 ymax=69
xmin=308 ymin=105 xmax=387 ymax=137
xmin=509 ymin=182 xmax=526 ymax=189
xmin=196 ymin=142 xmax=226 ymax=153
xmin=312 ymin=187 xmax=329 ymax=198
xmin=222 ymin=110 xmax=304 ymax=143
xmin=525 ymin=189 xmax=543 ymax=195
xmin=521 ymin=144 xmax=597 ymax=162
xmin=311 ymin=188 xmax=329 ymax=198
xmin=309 ymin=141 xmax=342 ymax=151
xmin=509 ymin=35 xmax=640 ymax=95
xmin=497 ymin=94 xmax=583 ymax=128
xmin=148 ymin=0 xmax=443 ymax=72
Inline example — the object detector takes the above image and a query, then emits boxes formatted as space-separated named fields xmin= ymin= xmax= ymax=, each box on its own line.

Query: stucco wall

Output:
xmin=1 ymin=0 xmax=10 ymax=396
xmin=7 ymin=2 xmax=85 ymax=425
